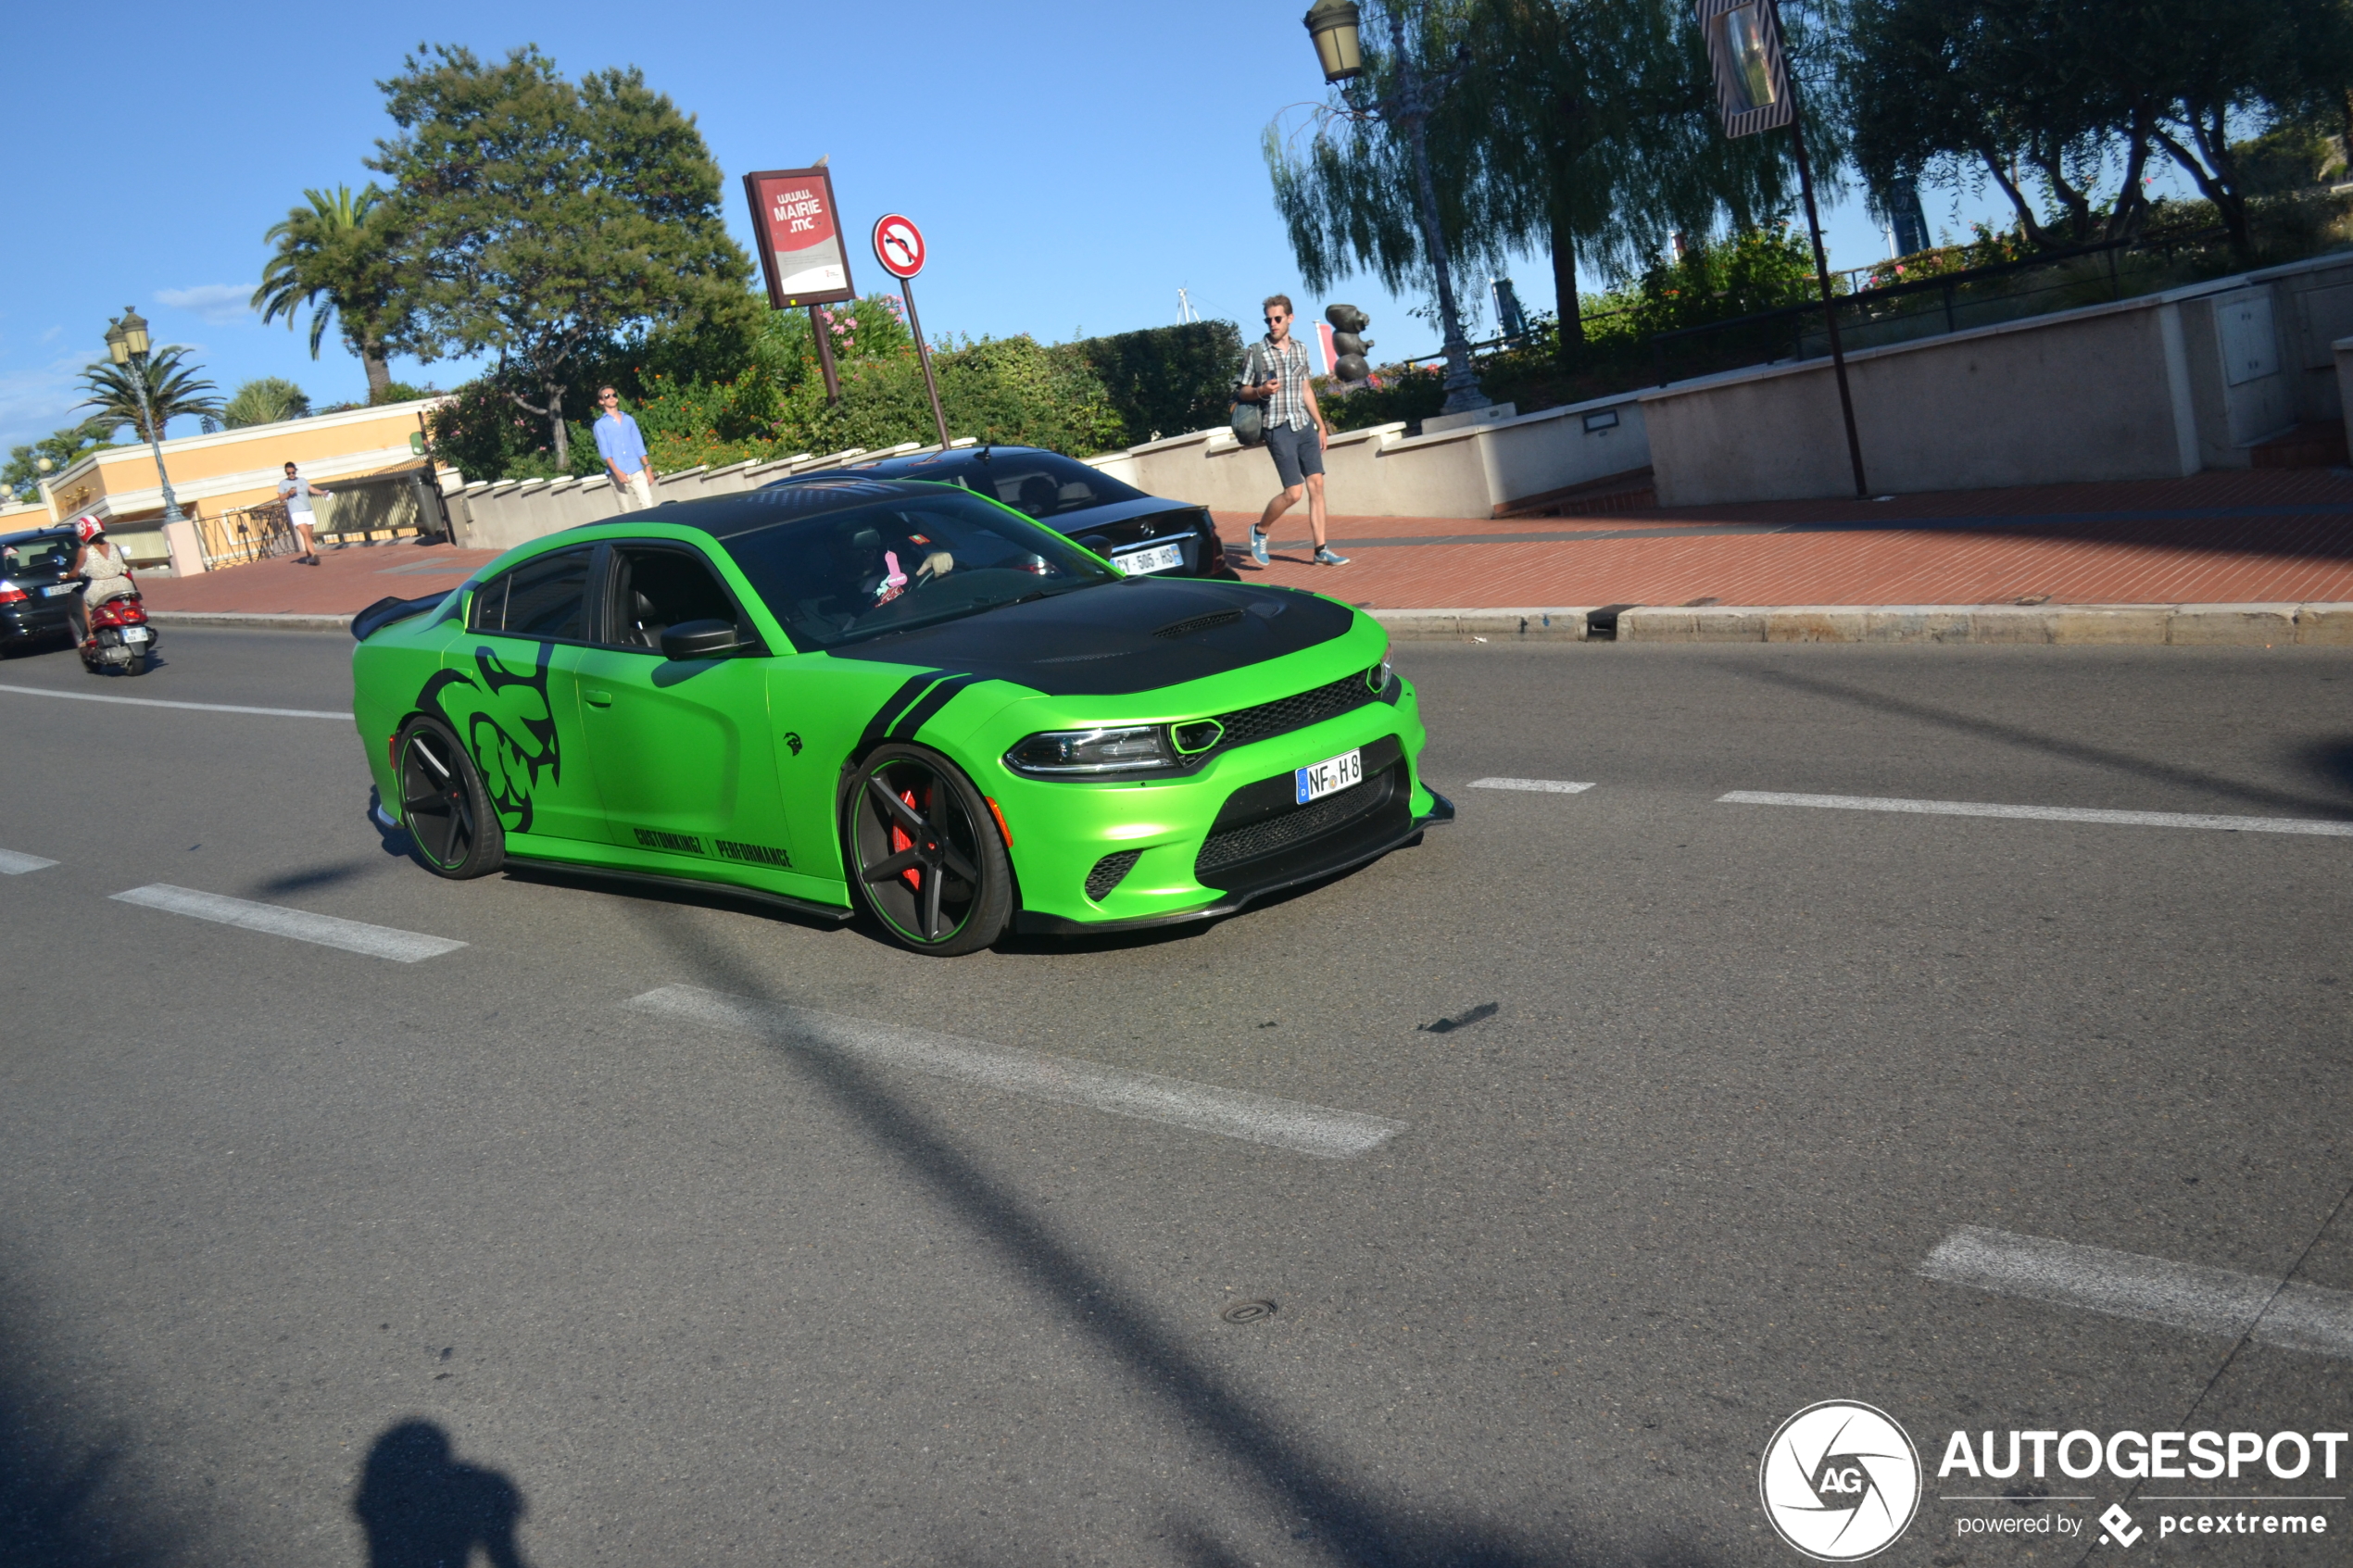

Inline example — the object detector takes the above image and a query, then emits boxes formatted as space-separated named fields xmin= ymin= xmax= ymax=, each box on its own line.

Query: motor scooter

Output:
xmin=79 ymin=589 xmax=157 ymax=677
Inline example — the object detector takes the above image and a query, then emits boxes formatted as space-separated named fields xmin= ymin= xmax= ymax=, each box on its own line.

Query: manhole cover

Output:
xmin=1221 ymin=1298 xmax=1277 ymax=1325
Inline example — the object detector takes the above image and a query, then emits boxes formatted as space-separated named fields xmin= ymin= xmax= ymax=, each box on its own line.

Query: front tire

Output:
xmin=396 ymin=717 xmax=506 ymax=879
xmin=843 ymin=744 xmax=1012 ymax=956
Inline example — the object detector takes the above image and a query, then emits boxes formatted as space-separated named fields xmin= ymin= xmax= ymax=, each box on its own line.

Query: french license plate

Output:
xmin=41 ymin=583 xmax=73 ymax=597
xmin=1294 ymin=747 xmax=1363 ymax=805
xmin=122 ymin=626 xmax=151 ymax=642
xmin=1114 ymin=542 xmax=1185 ymax=576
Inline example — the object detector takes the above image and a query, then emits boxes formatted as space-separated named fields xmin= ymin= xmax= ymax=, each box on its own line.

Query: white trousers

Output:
xmin=623 ymin=470 xmax=654 ymax=508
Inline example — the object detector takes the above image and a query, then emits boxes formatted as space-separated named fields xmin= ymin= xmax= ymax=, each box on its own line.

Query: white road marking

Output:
xmin=1470 ymin=777 xmax=1595 ymax=794
xmin=0 ymin=849 xmax=59 ymax=874
xmin=0 ymin=683 xmax=352 ymax=721
xmin=110 ymin=884 xmax=467 ymax=962
xmin=1719 ymin=789 xmax=2353 ymax=837
xmin=1920 ymin=1226 xmax=2353 ymax=1358
xmin=632 ymin=984 xmax=1407 ymax=1159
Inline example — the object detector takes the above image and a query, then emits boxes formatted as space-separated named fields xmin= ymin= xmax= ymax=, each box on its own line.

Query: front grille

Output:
xmin=1085 ymin=850 xmax=1141 ymax=901
xmin=1196 ymin=767 xmax=1393 ymax=879
xmin=1202 ymin=670 xmax=1377 ymax=759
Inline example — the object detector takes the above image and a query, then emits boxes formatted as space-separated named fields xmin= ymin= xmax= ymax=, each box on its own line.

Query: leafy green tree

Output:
xmin=221 ymin=377 xmax=313 ymax=428
xmin=371 ymin=44 xmax=757 ymax=468
xmin=252 ymin=184 xmax=413 ymax=402
xmin=1267 ymin=0 xmax=1835 ymax=367
xmin=77 ymin=346 xmax=221 ymax=443
xmin=4 ymin=422 xmax=113 ymax=501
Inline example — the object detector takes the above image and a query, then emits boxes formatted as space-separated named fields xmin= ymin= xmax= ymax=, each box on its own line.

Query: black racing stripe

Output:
xmin=887 ymin=674 xmax=978 ymax=741
xmin=857 ymin=671 xmax=947 ymax=753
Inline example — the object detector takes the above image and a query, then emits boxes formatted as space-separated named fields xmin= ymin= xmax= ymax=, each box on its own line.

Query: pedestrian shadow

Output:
xmin=353 ymin=1421 xmax=527 ymax=1568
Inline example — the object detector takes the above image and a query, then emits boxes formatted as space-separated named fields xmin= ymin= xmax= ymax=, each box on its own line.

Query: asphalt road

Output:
xmin=3 ymin=629 xmax=2349 ymax=1568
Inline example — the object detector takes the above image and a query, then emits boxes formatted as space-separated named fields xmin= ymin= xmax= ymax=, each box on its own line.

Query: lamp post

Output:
xmin=1303 ymin=0 xmax=1488 ymax=415
xmin=104 ymin=307 xmax=185 ymax=525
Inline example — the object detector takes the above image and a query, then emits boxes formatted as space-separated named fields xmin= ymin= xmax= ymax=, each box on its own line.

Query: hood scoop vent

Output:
xmin=1154 ymin=608 xmax=1245 ymax=639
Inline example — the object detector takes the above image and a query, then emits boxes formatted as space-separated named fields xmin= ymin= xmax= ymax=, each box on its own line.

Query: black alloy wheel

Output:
xmin=397 ymin=717 xmax=506 ymax=879
xmin=843 ymin=744 xmax=1013 ymax=956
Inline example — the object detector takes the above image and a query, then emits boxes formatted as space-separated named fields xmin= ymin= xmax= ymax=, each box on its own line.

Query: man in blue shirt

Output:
xmin=593 ymin=385 xmax=655 ymax=509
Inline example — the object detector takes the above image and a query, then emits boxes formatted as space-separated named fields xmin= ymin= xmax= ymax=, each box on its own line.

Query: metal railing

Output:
xmin=197 ymin=500 xmax=297 ymax=569
xmin=1647 ymin=228 xmax=2233 ymax=386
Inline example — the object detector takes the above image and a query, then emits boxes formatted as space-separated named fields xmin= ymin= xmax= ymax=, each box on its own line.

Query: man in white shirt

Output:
xmin=278 ymin=462 xmax=332 ymax=565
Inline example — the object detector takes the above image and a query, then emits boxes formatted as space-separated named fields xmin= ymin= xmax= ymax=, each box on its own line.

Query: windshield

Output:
xmin=869 ymin=450 xmax=1145 ymax=519
xmin=721 ymin=491 xmax=1121 ymax=651
xmin=1 ymin=534 xmax=73 ymax=579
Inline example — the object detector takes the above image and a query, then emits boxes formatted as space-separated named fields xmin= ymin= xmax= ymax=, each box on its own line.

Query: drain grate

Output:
xmin=1221 ymin=1298 xmax=1277 ymax=1324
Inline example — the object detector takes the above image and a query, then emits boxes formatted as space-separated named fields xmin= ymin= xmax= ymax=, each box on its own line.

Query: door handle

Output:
xmin=585 ymin=689 xmax=613 ymax=707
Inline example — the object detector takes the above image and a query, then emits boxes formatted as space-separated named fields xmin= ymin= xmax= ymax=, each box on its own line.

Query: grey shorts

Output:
xmin=1265 ymin=422 xmax=1326 ymax=489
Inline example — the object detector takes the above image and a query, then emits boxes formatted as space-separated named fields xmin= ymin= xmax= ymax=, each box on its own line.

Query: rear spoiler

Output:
xmin=352 ymin=591 xmax=453 ymax=641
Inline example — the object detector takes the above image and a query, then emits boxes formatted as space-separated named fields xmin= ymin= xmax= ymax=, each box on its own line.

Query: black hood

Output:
xmin=824 ymin=578 xmax=1354 ymax=696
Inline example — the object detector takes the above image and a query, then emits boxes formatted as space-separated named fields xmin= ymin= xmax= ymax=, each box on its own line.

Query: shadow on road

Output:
xmin=1734 ymin=664 xmax=2353 ymax=818
xmin=353 ymin=1421 xmax=528 ymax=1568
xmin=623 ymin=907 xmax=1688 ymax=1568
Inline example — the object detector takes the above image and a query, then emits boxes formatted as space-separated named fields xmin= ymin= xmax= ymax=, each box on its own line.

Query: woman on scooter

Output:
xmin=68 ymin=516 xmax=135 ymax=644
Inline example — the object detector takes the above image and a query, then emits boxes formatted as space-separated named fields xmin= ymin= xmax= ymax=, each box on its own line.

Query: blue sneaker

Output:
xmin=1251 ymin=529 xmax=1270 ymax=567
xmin=1314 ymin=546 xmax=1350 ymax=566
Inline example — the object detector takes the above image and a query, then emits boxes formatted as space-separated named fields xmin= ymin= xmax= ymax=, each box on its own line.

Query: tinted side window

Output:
xmin=469 ymin=548 xmax=592 ymax=639
xmin=606 ymin=546 xmax=742 ymax=649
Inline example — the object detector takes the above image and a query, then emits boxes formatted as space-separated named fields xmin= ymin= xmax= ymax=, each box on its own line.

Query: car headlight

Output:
xmin=1005 ymin=725 xmax=1176 ymax=776
xmin=1368 ymin=633 xmax=1394 ymax=693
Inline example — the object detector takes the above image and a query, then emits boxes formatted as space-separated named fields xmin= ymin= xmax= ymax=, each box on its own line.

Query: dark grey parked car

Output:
xmin=0 ymin=528 xmax=82 ymax=654
xmin=764 ymin=445 xmax=1238 ymax=582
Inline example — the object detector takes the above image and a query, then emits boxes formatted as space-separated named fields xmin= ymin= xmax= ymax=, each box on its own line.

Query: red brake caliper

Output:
xmin=891 ymin=786 xmax=924 ymax=892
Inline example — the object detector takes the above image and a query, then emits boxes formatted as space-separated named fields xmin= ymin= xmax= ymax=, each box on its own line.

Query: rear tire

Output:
xmin=842 ymin=744 xmax=1013 ymax=956
xmin=120 ymin=648 xmax=146 ymax=676
xmin=396 ymin=716 xmax=506 ymax=879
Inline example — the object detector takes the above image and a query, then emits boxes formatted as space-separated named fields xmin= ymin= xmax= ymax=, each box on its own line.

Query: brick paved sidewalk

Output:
xmin=143 ymin=470 xmax=2353 ymax=617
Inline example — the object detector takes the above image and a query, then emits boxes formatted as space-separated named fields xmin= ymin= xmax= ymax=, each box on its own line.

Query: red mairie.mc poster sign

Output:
xmin=742 ymin=167 xmax=856 ymax=308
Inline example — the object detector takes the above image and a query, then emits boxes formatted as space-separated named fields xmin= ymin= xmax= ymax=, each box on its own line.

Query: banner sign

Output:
xmin=742 ymin=167 xmax=856 ymax=308
xmin=1695 ymin=0 xmax=1794 ymax=139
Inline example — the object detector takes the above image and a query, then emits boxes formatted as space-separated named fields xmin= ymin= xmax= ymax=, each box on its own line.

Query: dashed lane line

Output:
xmin=1470 ymin=777 xmax=1595 ymax=794
xmin=0 ymin=849 xmax=58 ymax=874
xmin=109 ymin=884 xmax=467 ymax=962
xmin=631 ymin=984 xmax=1407 ymax=1159
xmin=0 ymin=683 xmax=352 ymax=721
xmin=1719 ymin=789 xmax=2353 ymax=836
xmin=1920 ymin=1226 xmax=2353 ymax=1359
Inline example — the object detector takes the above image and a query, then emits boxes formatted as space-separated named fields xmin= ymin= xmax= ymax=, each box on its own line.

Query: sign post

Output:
xmin=742 ymin=166 xmax=857 ymax=406
xmin=872 ymin=214 xmax=950 ymax=451
xmin=1694 ymin=0 xmax=1867 ymax=497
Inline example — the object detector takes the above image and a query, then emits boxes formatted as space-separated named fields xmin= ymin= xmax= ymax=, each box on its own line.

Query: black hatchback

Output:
xmin=766 ymin=445 xmax=1237 ymax=581
xmin=0 ymin=528 xmax=82 ymax=654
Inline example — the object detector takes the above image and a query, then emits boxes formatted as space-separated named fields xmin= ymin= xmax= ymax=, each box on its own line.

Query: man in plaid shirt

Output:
xmin=1240 ymin=295 xmax=1347 ymax=567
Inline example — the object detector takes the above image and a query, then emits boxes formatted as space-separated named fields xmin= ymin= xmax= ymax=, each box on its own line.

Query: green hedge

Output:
xmin=1060 ymin=320 xmax=1244 ymax=445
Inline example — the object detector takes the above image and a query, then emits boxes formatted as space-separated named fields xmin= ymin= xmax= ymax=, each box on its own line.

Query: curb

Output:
xmin=1373 ymin=603 xmax=2353 ymax=646
xmin=149 ymin=611 xmax=354 ymax=633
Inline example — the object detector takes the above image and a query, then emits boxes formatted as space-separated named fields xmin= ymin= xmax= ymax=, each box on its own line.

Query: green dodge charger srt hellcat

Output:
xmin=352 ymin=476 xmax=1450 ymax=955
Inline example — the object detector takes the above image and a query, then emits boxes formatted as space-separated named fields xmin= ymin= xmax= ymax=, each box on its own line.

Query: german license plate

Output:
xmin=1294 ymin=747 xmax=1362 ymax=805
xmin=41 ymin=583 xmax=73 ymax=597
xmin=1114 ymin=542 xmax=1185 ymax=576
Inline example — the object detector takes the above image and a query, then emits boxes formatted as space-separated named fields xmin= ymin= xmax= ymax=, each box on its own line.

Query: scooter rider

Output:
xmin=69 ymin=516 xmax=135 ymax=644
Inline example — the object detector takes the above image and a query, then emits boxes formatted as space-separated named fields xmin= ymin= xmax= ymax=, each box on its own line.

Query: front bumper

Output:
xmin=992 ymin=675 xmax=1443 ymax=932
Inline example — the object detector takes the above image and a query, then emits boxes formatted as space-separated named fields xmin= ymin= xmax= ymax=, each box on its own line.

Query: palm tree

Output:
xmin=221 ymin=377 xmax=313 ymax=428
xmin=252 ymin=184 xmax=411 ymax=402
xmin=78 ymin=346 xmax=222 ymax=443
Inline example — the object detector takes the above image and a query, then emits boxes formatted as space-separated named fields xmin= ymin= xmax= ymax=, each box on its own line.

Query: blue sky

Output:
xmin=4 ymin=1 xmax=2131 ymax=456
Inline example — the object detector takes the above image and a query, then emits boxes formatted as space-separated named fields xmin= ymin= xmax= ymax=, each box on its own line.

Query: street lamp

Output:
xmin=104 ymin=307 xmax=184 ymax=526
xmin=1303 ymin=2 xmax=1487 ymax=414
xmin=1304 ymin=0 xmax=1365 ymax=82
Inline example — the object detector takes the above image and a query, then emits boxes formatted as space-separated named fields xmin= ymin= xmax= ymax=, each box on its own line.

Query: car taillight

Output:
xmin=0 ymin=583 xmax=24 ymax=604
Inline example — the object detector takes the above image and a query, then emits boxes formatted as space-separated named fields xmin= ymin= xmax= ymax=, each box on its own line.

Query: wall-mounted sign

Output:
xmin=1695 ymin=0 xmax=1793 ymax=139
xmin=872 ymin=214 xmax=926 ymax=280
xmin=743 ymin=167 xmax=857 ymax=308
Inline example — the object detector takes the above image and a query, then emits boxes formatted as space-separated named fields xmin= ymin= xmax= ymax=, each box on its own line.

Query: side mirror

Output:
xmin=661 ymin=619 xmax=749 ymax=660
